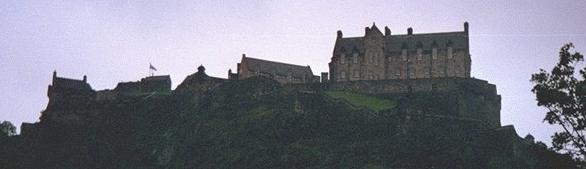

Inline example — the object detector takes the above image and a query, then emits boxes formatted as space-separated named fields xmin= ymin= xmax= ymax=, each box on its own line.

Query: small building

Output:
xmin=47 ymin=71 xmax=94 ymax=100
xmin=229 ymin=54 xmax=319 ymax=84
xmin=114 ymin=75 xmax=171 ymax=94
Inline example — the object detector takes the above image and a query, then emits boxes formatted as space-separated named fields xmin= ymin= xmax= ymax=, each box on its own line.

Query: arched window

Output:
xmin=416 ymin=42 xmax=423 ymax=61
xmin=447 ymin=41 xmax=454 ymax=59
xmin=340 ymin=53 xmax=346 ymax=64
xmin=401 ymin=43 xmax=408 ymax=61
xmin=432 ymin=48 xmax=438 ymax=60
xmin=432 ymin=41 xmax=438 ymax=60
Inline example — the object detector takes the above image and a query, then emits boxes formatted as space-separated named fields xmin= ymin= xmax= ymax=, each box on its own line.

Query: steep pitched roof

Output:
xmin=243 ymin=57 xmax=314 ymax=78
xmin=334 ymin=30 xmax=468 ymax=54
xmin=385 ymin=32 xmax=468 ymax=51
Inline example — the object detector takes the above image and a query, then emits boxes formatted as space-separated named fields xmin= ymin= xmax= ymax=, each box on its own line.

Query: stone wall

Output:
xmin=287 ymin=77 xmax=501 ymax=128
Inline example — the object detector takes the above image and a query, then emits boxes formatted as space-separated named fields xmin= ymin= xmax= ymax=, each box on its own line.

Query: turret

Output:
xmin=197 ymin=65 xmax=206 ymax=73
xmin=52 ymin=70 xmax=57 ymax=85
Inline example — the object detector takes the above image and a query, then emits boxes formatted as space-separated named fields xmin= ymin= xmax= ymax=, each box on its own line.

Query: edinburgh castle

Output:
xmin=5 ymin=22 xmax=578 ymax=169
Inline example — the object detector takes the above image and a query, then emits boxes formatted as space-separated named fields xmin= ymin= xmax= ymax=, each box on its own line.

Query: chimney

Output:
xmin=365 ymin=27 xmax=370 ymax=35
xmin=83 ymin=75 xmax=87 ymax=82
xmin=321 ymin=72 xmax=329 ymax=83
xmin=384 ymin=26 xmax=391 ymax=36
xmin=407 ymin=27 xmax=413 ymax=35
xmin=464 ymin=21 xmax=469 ymax=33
xmin=242 ymin=53 xmax=246 ymax=58
xmin=337 ymin=30 xmax=343 ymax=39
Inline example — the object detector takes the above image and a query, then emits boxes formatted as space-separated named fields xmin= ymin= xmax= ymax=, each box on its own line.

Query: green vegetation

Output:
xmin=0 ymin=77 xmax=579 ymax=169
xmin=0 ymin=121 xmax=16 ymax=137
xmin=531 ymin=43 xmax=586 ymax=159
xmin=326 ymin=91 xmax=395 ymax=111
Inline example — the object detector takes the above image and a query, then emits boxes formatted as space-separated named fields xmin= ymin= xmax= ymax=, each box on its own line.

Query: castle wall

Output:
xmin=321 ymin=77 xmax=501 ymax=127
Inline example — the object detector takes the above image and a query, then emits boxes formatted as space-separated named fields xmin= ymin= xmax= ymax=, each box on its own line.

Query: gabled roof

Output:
xmin=334 ymin=30 xmax=468 ymax=54
xmin=243 ymin=57 xmax=314 ymax=78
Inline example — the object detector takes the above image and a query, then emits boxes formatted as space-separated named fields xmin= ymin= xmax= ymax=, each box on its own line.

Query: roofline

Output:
xmin=339 ymin=30 xmax=467 ymax=39
xmin=244 ymin=57 xmax=312 ymax=69
xmin=54 ymin=76 xmax=86 ymax=83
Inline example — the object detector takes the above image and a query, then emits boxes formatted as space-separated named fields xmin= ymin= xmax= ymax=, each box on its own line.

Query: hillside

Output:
xmin=0 ymin=73 xmax=578 ymax=169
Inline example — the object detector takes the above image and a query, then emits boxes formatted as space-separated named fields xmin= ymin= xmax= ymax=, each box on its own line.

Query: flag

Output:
xmin=149 ymin=63 xmax=157 ymax=71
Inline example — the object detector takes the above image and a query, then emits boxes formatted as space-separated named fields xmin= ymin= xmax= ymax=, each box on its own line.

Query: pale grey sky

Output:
xmin=1 ymin=0 xmax=586 ymax=145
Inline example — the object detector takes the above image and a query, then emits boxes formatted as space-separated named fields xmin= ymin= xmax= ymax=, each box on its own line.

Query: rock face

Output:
xmin=4 ymin=67 xmax=576 ymax=169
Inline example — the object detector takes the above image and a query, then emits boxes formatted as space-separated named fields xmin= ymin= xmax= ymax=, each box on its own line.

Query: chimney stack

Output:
xmin=384 ymin=26 xmax=391 ymax=36
xmin=464 ymin=22 xmax=469 ymax=33
xmin=365 ymin=27 xmax=370 ymax=35
xmin=337 ymin=30 xmax=343 ymax=39
xmin=407 ymin=27 xmax=413 ymax=35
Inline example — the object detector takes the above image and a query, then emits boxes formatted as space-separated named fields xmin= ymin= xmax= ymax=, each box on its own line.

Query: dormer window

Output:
xmin=416 ymin=48 xmax=423 ymax=60
xmin=340 ymin=53 xmax=346 ymax=64
xmin=447 ymin=47 xmax=453 ymax=59
xmin=401 ymin=49 xmax=408 ymax=61
xmin=352 ymin=52 xmax=359 ymax=63
xmin=432 ymin=48 xmax=438 ymax=60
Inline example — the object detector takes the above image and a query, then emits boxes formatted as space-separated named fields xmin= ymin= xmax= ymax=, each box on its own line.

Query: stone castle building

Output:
xmin=229 ymin=54 xmax=319 ymax=84
xmin=329 ymin=22 xmax=471 ymax=82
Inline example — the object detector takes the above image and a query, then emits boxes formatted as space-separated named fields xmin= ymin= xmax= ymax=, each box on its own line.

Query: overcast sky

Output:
xmin=1 ymin=0 xmax=586 ymax=145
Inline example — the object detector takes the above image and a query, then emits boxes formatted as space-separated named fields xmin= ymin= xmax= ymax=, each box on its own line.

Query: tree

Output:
xmin=0 ymin=121 xmax=16 ymax=137
xmin=531 ymin=43 xmax=586 ymax=158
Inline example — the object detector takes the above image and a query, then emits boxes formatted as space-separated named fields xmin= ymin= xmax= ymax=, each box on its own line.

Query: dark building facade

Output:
xmin=329 ymin=22 xmax=471 ymax=82
xmin=229 ymin=54 xmax=319 ymax=84
xmin=47 ymin=71 xmax=94 ymax=100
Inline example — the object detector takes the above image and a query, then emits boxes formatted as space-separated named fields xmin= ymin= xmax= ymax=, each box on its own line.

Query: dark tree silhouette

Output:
xmin=531 ymin=43 xmax=586 ymax=158
xmin=0 ymin=121 xmax=16 ymax=137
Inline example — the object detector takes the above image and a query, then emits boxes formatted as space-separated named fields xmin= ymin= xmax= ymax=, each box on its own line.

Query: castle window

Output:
xmin=340 ymin=53 xmax=346 ymax=64
xmin=340 ymin=72 xmax=346 ymax=79
xmin=401 ymin=49 xmax=407 ymax=61
xmin=447 ymin=47 xmax=453 ymax=59
xmin=353 ymin=53 xmax=359 ymax=63
xmin=353 ymin=70 xmax=360 ymax=78
xmin=417 ymin=49 xmax=423 ymax=60
xmin=432 ymin=48 xmax=438 ymax=59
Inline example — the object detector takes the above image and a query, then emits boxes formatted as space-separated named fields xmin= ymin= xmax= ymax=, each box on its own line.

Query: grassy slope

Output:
xmin=325 ymin=91 xmax=396 ymax=112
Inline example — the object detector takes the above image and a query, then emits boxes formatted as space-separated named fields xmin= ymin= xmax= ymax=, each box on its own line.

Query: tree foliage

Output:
xmin=531 ymin=43 xmax=586 ymax=158
xmin=0 ymin=121 xmax=16 ymax=137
